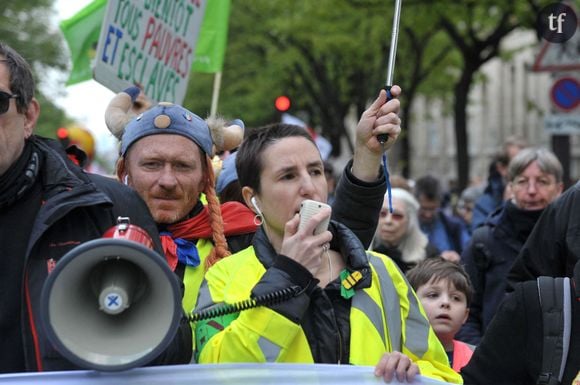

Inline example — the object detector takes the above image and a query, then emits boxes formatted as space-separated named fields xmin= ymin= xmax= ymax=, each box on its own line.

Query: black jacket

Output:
xmin=19 ymin=138 xmax=191 ymax=371
xmin=461 ymin=262 xmax=580 ymax=385
xmin=509 ymin=181 xmax=580 ymax=287
xmin=250 ymin=221 xmax=373 ymax=363
xmin=458 ymin=201 xmax=542 ymax=345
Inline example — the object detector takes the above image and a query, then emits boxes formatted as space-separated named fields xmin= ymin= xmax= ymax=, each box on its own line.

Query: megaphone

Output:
xmin=41 ymin=218 xmax=181 ymax=371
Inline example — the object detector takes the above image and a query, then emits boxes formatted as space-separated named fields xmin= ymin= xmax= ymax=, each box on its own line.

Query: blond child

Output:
xmin=407 ymin=257 xmax=475 ymax=372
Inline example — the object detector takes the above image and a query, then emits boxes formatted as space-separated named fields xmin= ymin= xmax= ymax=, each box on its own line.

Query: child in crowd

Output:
xmin=407 ymin=257 xmax=475 ymax=372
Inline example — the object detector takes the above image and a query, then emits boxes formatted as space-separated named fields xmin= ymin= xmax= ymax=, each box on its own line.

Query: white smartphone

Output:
xmin=299 ymin=199 xmax=331 ymax=235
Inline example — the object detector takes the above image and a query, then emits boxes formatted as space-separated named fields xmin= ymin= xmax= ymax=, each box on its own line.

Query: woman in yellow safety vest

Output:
xmin=194 ymin=100 xmax=461 ymax=384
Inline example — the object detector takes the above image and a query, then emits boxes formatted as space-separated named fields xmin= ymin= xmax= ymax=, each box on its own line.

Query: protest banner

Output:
xmin=60 ymin=0 xmax=230 ymax=86
xmin=93 ymin=0 xmax=207 ymax=104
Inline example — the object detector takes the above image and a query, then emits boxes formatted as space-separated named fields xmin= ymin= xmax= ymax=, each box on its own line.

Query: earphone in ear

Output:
xmin=123 ymin=175 xmax=129 ymax=185
xmin=250 ymin=196 xmax=262 ymax=216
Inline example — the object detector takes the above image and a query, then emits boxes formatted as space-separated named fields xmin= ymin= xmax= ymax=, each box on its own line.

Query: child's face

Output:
xmin=415 ymin=278 xmax=469 ymax=344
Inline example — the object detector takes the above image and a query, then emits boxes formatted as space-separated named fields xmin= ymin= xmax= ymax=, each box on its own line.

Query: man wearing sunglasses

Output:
xmin=0 ymin=42 xmax=191 ymax=372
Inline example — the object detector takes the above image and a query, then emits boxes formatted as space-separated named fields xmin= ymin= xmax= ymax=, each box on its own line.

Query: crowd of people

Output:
xmin=2 ymin=41 xmax=579 ymax=384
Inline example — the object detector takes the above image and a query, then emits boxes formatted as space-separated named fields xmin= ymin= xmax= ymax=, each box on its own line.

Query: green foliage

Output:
xmin=184 ymin=0 xmax=476 ymax=158
xmin=0 ymin=0 xmax=71 ymax=137
xmin=0 ymin=0 xmax=67 ymax=72
xmin=34 ymin=92 xmax=72 ymax=138
xmin=184 ymin=0 xmax=547 ymax=164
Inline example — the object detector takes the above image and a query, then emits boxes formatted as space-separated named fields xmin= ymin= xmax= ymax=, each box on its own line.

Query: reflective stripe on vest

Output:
xmin=366 ymin=253 xmax=430 ymax=358
xmin=196 ymin=278 xmax=214 ymax=311
xmin=367 ymin=254 xmax=402 ymax=350
xmin=352 ymin=290 xmax=386 ymax=346
xmin=404 ymin=282 xmax=430 ymax=358
xmin=258 ymin=336 xmax=282 ymax=362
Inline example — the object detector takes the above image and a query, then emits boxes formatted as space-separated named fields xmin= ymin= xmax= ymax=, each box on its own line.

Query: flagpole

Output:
xmin=210 ymin=71 xmax=223 ymax=118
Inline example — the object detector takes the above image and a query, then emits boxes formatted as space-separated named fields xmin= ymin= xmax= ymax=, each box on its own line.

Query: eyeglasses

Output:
xmin=380 ymin=210 xmax=406 ymax=221
xmin=0 ymin=91 xmax=19 ymax=115
xmin=512 ymin=177 xmax=556 ymax=190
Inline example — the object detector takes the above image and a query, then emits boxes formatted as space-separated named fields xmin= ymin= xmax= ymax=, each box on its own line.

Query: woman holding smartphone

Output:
xmin=193 ymin=90 xmax=460 ymax=384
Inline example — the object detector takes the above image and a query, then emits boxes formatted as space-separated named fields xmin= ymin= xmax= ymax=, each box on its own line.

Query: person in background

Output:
xmin=390 ymin=174 xmax=413 ymax=192
xmin=414 ymin=175 xmax=470 ymax=263
xmin=508 ymin=177 xmax=580 ymax=287
xmin=194 ymin=99 xmax=462 ymax=383
xmin=471 ymin=135 xmax=527 ymax=232
xmin=372 ymin=188 xmax=440 ymax=273
xmin=454 ymin=185 xmax=484 ymax=236
xmin=56 ymin=125 xmax=93 ymax=165
xmin=407 ymin=257 xmax=475 ymax=373
xmin=0 ymin=42 xmax=190 ymax=372
xmin=441 ymin=179 xmax=460 ymax=217
xmin=458 ymin=147 xmax=563 ymax=345
xmin=461 ymin=260 xmax=580 ymax=385
xmin=216 ymin=151 xmax=245 ymax=205
xmin=323 ymin=159 xmax=337 ymax=205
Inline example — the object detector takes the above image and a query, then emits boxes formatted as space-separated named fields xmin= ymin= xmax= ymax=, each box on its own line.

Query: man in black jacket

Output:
xmin=461 ymin=260 xmax=580 ymax=384
xmin=0 ymin=42 xmax=190 ymax=372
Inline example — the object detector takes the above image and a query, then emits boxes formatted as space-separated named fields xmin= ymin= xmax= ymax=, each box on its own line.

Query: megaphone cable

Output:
xmin=189 ymin=285 xmax=302 ymax=322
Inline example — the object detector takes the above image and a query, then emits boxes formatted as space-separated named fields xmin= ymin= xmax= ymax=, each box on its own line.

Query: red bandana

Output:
xmin=160 ymin=201 xmax=258 ymax=270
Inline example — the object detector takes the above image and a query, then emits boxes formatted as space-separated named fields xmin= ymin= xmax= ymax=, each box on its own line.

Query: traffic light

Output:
xmin=274 ymin=95 xmax=291 ymax=112
xmin=57 ymin=127 xmax=70 ymax=147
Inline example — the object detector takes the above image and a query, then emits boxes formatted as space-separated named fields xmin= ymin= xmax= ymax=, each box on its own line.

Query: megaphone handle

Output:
xmin=377 ymin=85 xmax=393 ymax=144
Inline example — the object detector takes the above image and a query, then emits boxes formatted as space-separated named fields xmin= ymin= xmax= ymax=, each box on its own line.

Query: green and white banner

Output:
xmin=60 ymin=0 xmax=231 ymax=88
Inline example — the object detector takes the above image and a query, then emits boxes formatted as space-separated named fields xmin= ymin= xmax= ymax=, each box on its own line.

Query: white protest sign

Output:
xmin=94 ymin=0 xmax=207 ymax=104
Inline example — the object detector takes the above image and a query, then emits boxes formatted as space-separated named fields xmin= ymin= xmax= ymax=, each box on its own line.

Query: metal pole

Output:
xmin=385 ymin=0 xmax=402 ymax=89
xmin=378 ymin=0 xmax=403 ymax=144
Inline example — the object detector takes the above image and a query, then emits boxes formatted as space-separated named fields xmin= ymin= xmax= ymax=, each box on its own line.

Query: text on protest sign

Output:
xmin=94 ymin=0 xmax=207 ymax=104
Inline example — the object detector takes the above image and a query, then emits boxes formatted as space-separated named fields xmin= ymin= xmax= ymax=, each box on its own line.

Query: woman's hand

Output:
xmin=280 ymin=208 xmax=332 ymax=277
xmin=352 ymin=86 xmax=402 ymax=182
xmin=374 ymin=351 xmax=420 ymax=383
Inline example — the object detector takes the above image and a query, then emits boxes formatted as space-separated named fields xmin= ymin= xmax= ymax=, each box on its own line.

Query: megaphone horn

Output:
xmin=41 ymin=218 xmax=181 ymax=371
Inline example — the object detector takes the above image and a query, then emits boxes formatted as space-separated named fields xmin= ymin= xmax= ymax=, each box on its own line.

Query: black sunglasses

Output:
xmin=0 ymin=91 xmax=19 ymax=114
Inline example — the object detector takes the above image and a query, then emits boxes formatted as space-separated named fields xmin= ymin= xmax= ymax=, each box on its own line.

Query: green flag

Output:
xmin=59 ymin=0 xmax=107 ymax=85
xmin=191 ymin=0 xmax=231 ymax=73
xmin=60 ymin=0 xmax=231 ymax=85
